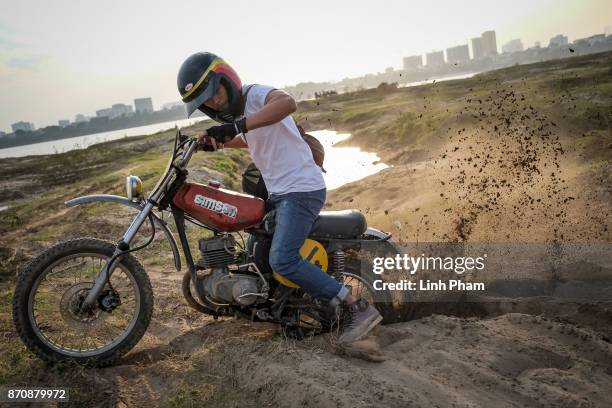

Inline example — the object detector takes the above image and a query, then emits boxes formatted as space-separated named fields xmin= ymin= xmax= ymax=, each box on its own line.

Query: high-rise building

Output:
xmin=481 ymin=30 xmax=498 ymax=56
xmin=89 ymin=117 xmax=110 ymax=127
xmin=446 ymin=44 xmax=470 ymax=64
xmin=75 ymin=114 xmax=88 ymax=123
xmin=96 ymin=108 xmax=113 ymax=118
xmin=425 ymin=50 xmax=445 ymax=67
xmin=11 ymin=121 xmax=35 ymax=132
xmin=470 ymin=37 xmax=484 ymax=60
xmin=111 ymin=103 xmax=133 ymax=118
xmin=584 ymin=34 xmax=606 ymax=46
xmin=58 ymin=120 xmax=70 ymax=127
xmin=549 ymin=34 xmax=568 ymax=47
xmin=403 ymin=55 xmax=423 ymax=71
xmin=502 ymin=39 xmax=524 ymax=54
xmin=134 ymin=97 xmax=154 ymax=113
xmin=162 ymin=101 xmax=183 ymax=110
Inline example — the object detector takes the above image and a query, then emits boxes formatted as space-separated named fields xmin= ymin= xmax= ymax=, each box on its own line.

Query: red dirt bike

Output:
xmin=12 ymin=129 xmax=395 ymax=366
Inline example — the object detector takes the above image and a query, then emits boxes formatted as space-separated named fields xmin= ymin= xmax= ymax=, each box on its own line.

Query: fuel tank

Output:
xmin=172 ymin=181 xmax=265 ymax=232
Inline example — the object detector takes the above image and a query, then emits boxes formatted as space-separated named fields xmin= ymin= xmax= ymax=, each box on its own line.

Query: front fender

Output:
xmin=65 ymin=194 xmax=181 ymax=271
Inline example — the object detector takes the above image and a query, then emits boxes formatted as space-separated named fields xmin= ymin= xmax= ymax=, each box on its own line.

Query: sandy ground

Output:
xmin=56 ymin=265 xmax=610 ymax=408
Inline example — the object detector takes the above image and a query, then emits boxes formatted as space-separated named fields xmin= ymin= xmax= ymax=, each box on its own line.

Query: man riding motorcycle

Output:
xmin=177 ymin=52 xmax=382 ymax=342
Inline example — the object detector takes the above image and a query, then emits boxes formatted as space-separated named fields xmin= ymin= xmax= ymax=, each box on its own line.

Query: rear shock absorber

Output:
xmin=332 ymin=250 xmax=345 ymax=282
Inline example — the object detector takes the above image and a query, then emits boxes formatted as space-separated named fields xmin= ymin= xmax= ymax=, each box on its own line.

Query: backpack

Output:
xmin=293 ymin=121 xmax=326 ymax=172
xmin=242 ymin=162 xmax=269 ymax=200
xmin=241 ymin=85 xmax=326 ymax=199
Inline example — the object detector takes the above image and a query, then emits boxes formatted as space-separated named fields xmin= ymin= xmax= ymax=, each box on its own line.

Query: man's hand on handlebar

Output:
xmin=205 ymin=118 xmax=248 ymax=145
xmin=197 ymin=131 xmax=221 ymax=151
xmin=198 ymin=117 xmax=249 ymax=151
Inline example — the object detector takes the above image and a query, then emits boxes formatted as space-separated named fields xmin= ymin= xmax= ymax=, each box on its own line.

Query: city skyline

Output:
xmin=1 ymin=0 xmax=611 ymax=132
xmin=7 ymin=27 xmax=609 ymax=135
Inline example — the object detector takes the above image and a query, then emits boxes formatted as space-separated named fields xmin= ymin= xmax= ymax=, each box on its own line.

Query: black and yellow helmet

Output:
xmin=177 ymin=52 xmax=243 ymax=123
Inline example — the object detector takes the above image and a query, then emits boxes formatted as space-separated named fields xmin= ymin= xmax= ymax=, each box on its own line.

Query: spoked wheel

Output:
xmin=338 ymin=272 xmax=377 ymax=304
xmin=287 ymin=272 xmax=391 ymax=338
xmin=12 ymin=238 xmax=153 ymax=366
xmin=338 ymin=271 xmax=394 ymax=323
xmin=316 ymin=272 xmax=387 ymax=335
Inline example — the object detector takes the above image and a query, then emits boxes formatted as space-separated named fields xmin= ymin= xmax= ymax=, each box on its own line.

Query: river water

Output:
xmin=1 ymin=73 xmax=480 ymax=160
xmin=311 ymin=130 xmax=388 ymax=190
xmin=0 ymin=117 xmax=208 ymax=159
xmin=0 ymin=127 xmax=387 ymax=212
xmin=400 ymin=71 xmax=480 ymax=88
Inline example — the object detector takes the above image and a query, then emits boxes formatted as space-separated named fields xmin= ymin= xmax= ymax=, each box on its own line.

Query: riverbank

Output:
xmin=0 ymin=117 xmax=210 ymax=159
xmin=0 ymin=107 xmax=207 ymax=150
xmin=298 ymin=51 xmax=612 ymax=243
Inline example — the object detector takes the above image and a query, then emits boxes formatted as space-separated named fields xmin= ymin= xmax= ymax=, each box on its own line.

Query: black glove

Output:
xmin=198 ymin=135 xmax=217 ymax=151
xmin=206 ymin=118 xmax=248 ymax=144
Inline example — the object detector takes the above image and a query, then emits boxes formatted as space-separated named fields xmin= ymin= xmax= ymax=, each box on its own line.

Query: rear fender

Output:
xmin=363 ymin=227 xmax=390 ymax=240
xmin=362 ymin=227 xmax=402 ymax=253
xmin=65 ymin=194 xmax=181 ymax=271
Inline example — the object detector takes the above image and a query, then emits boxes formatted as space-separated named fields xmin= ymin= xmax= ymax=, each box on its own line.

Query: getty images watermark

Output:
xmin=371 ymin=253 xmax=488 ymax=292
xmin=360 ymin=241 xmax=612 ymax=304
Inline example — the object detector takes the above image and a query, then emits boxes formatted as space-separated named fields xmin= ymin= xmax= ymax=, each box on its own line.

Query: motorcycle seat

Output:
xmin=310 ymin=210 xmax=367 ymax=239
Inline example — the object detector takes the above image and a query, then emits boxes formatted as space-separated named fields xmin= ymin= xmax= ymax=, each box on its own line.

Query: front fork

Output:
xmin=80 ymin=200 xmax=156 ymax=310
xmin=79 ymin=136 xmax=198 ymax=311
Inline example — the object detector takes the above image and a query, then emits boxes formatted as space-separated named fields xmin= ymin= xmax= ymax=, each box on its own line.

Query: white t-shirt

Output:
xmin=239 ymin=84 xmax=326 ymax=195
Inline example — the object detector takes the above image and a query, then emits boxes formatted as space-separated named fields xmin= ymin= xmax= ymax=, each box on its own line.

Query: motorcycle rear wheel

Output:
xmin=12 ymin=238 xmax=153 ymax=367
xmin=295 ymin=272 xmax=391 ymax=336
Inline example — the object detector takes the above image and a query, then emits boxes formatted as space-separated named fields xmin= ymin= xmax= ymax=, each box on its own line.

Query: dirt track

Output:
xmin=49 ymin=264 xmax=609 ymax=408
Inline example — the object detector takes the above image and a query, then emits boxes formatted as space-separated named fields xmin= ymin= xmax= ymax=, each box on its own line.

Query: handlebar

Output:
xmin=147 ymin=132 xmax=201 ymax=201
xmin=176 ymin=132 xmax=217 ymax=165
xmin=172 ymin=128 xmax=214 ymax=170
xmin=177 ymin=137 xmax=199 ymax=168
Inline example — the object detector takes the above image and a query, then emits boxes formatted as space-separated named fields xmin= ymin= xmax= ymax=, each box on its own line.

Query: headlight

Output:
xmin=126 ymin=175 xmax=143 ymax=201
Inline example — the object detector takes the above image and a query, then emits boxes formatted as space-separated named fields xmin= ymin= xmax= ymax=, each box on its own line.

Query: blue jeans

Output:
xmin=268 ymin=188 xmax=349 ymax=303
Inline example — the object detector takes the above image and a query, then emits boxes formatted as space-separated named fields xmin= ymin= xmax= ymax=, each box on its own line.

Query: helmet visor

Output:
xmin=184 ymin=74 xmax=221 ymax=118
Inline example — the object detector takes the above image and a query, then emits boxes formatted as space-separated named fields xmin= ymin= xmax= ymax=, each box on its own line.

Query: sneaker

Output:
xmin=338 ymin=299 xmax=382 ymax=343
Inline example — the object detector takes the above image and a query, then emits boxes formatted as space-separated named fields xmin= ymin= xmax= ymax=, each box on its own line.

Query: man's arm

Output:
xmin=244 ymin=89 xmax=297 ymax=131
xmin=222 ymin=135 xmax=248 ymax=148
xmin=203 ymin=89 xmax=297 ymax=147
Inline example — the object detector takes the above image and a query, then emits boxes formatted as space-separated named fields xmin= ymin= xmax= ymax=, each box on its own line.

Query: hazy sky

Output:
xmin=0 ymin=0 xmax=610 ymax=131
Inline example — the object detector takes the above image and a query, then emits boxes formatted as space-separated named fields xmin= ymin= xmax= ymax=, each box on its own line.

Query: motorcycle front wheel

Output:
xmin=12 ymin=238 xmax=153 ymax=367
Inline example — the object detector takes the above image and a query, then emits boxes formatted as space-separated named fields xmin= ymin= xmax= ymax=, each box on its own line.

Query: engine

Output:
xmin=196 ymin=234 xmax=265 ymax=306
xmin=197 ymin=233 xmax=239 ymax=269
